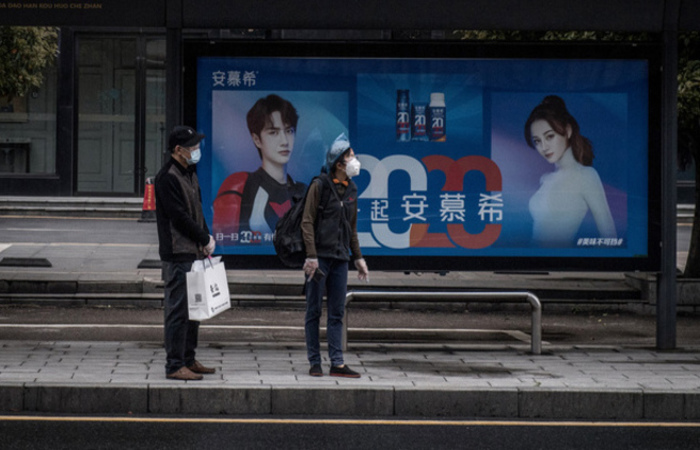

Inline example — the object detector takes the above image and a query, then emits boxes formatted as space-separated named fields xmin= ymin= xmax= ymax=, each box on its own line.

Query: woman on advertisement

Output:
xmin=524 ymin=95 xmax=616 ymax=247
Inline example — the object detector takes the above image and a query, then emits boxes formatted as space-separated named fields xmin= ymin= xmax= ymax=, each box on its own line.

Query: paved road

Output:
xmin=0 ymin=216 xmax=158 ymax=245
xmin=1 ymin=415 xmax=699 ymax=450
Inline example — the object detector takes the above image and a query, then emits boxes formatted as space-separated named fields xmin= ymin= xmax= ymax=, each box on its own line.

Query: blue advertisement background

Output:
xmin=196 ymin=56 xmax=649 ymax=259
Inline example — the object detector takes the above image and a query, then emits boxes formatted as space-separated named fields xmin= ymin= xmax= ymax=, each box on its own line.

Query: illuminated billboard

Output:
xmin=185 ymin=41 xmax=661 ymax=271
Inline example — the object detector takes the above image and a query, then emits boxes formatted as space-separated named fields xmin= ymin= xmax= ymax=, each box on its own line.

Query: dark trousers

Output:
xmin=162 ymin=260 xmax=199 ymax=375
xmin=304 ymin=258 xmax=348 ymax=367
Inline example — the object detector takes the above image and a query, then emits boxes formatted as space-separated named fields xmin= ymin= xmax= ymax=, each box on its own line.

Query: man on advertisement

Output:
xmin=212 ymin=94 xmax=306 ymax=244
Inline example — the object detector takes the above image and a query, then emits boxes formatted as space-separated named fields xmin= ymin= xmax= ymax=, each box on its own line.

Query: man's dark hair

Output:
xmin=246 ymin=94 xmax=299 ymax=139
xmin=331 ymin=148 xmax=353 ymax=175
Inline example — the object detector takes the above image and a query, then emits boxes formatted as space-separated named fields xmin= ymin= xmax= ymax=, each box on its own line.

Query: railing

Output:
xmin=343 ymin=290 xmax=542 ymax=355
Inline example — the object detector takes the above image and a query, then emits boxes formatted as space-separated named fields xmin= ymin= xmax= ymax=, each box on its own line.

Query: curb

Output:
xmin=3 ymin=384 xmax=700 ymax=419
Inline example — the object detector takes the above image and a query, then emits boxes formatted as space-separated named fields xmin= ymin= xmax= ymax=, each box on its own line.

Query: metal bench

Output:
xmin=342 ymin=290 xmax=542 ymax=354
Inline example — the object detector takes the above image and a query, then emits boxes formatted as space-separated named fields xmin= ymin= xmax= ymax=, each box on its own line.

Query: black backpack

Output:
xmin=273 ymin=175 xmax=332 ymax=268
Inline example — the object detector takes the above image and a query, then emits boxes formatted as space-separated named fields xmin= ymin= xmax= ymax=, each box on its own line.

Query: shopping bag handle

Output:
xmin=205 ymin=256 xmax=214 ymax=269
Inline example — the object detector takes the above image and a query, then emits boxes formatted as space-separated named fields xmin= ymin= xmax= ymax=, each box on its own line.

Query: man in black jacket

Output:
xmin=155 ymin=125 xmax=216 ymax=381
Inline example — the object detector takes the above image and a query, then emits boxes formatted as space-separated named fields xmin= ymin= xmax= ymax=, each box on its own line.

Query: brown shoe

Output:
xmin=166 ymin=367 xmax=203 ymax=381
xmin=187 ymin=360 xmax=216 ymax=374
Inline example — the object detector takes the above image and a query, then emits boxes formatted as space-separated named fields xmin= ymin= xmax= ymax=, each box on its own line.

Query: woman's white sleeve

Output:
xmin=582 ymin=169 xmax=617 ymax=238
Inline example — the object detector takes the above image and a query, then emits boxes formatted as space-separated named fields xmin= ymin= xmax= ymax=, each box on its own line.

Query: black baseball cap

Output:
xmin=168 ymin=125 xmax=205 ymax=152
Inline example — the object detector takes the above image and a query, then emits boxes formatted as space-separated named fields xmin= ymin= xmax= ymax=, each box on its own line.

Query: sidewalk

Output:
xmin=1 ymin=231 xmax=698 ymax=419
xmin=2 ymin=340 xmax=700 ymax=419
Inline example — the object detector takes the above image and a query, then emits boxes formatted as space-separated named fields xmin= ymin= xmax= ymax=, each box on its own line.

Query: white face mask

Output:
xmin=345 ymin=157 xmax=361 ymax=178
xmin=186 ymin=148 xmax=201 ymax=165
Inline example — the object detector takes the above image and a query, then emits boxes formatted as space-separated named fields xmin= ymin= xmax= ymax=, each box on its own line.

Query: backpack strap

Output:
xmin=318 ymin=174 xmax=336 ymax=210
xmin=317 ymin=173 xmax=351 ymax=228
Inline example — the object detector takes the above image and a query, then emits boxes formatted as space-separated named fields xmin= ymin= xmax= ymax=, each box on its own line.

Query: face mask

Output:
xmin=345 ymin=157 xmax=361 ymax=178
xmin=185 ymin=148 xmax=201 ymax=165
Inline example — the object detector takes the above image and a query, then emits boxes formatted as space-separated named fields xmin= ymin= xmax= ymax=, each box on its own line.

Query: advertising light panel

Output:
xmin=185 ymin=42 xmax=661 ymax=271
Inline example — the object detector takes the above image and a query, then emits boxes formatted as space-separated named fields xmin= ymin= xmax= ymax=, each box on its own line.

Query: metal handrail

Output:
xmin=343 ymin=290 xmax=542 ymax=355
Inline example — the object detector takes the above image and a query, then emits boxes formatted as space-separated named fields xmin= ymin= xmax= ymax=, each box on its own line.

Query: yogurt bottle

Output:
xmin=396 ymin=89 xmax=411 ymax=142
xmin=428 ymin=92 xmax=446 ymax=142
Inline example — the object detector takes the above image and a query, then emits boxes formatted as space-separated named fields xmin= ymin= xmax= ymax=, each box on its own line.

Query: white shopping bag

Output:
xmin=186 ymin=257 xmax=231 ymax=321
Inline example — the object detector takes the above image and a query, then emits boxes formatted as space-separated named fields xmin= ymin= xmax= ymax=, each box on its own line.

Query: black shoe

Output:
xmin=330 ymin=365 xmax=361 ymax=378
xmin=309 ymin=364 xmax=323 ymax=377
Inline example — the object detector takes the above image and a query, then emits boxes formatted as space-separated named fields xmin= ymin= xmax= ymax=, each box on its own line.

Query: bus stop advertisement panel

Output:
xmin=186 ymin=42 xmax=660 ymax=272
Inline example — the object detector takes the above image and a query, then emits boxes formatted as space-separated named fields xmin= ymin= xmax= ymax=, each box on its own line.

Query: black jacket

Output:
xmin=155 ymin=158 xmax=210 ymax=262
xmin=301 ymin=173 xmax=362 ymax=262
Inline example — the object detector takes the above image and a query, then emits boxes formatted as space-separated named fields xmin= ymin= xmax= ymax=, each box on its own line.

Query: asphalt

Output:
xmin=1 ymin=231 xmax=699 ymax=420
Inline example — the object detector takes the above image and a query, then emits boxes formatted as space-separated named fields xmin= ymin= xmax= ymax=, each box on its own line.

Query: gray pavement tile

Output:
xmin=114 ymin=362 xmax=151 ymax=368
xmin=69 ymin=373 xmax=116 ymax=382
xmin=593 ymin=382 xmax=639 ymax=389
xmin=111 ymin=369 xmax=149 ymax=376
xmin=669 ymin=378 xmax=700 ymax=388
xmin=488 ymin=380 xmax=539 ymax=388
xmin=290 ymin=375 xmax=338 ymax=383
xmin=561 ymin=379 xmax=605 ymax=387
xmin=367 ymin=379 xmax=417 ymax=386
xmin=221 ymin=363 xmax=261 ymax=371
xmin=365 ymin=371 xmax=410 ymax=379
xmin=43 ymin=365 xmax=79 ymax=371
xmin=220 ymin=353 xmax=259 ymax=360
xmin=1 ymin=367 xmax=42 ymax=373
xmin=54 ymin=358 xmax=89 ymax=364
xmin=190 ymin=379 xmax=233 ymax=386
xmin=585 ymin=373 xmax=631 ymax=379
xmin=17 ymin=361 xmax=49 ymax=367
xmin=610 ymin=364 xmax=682 ymax=371
xmin=0 ymin=373 xmax=34 ymax=381
xmin=109 ymin=375 xmax=149 ymax=382
xmin=33 ymin=375 xmax=77 ymax=382
xmin=73 ymin=362 xmax=119 ymax=369
xmin=223 ymin=370 xmax=262 ymax=379
xmin=530 ymin=380 xmax=569 ymax=387
xmin=637 ymin=381 xmax=677 ymax=389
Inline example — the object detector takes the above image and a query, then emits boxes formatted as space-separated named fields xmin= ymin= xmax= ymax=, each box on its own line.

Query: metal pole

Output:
xmin=657 ymin=0 xmax=680 ymax=350
xmin=56 ymin=28 xmax=76 ymax=195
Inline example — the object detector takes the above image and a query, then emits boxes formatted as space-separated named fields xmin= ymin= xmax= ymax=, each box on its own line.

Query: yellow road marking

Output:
xmin=1 ymin=416 xmax=699 ymax=427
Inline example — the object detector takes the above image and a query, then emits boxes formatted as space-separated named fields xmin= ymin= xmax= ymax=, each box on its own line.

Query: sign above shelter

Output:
xmin=179 ymin=0 xmax=700 ymax=33
xmin=0 ymin=0 xmax=698 ymax=32
xmin=0 ymin=0 xmax=165 ymax=27
xmin=182 ymin=0 xmax=670 ymax=32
